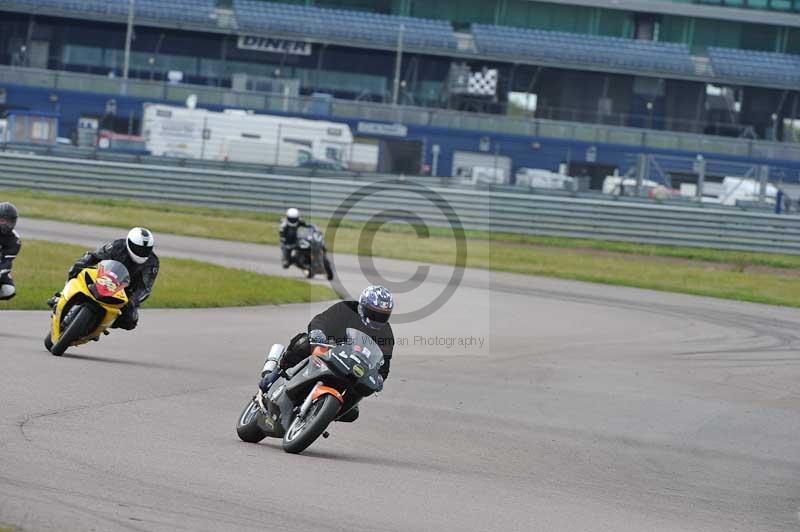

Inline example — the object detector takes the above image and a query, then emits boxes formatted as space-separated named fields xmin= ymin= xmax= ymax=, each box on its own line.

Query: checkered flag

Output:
xmin=467 ymin=68 xmax=498 ymax=96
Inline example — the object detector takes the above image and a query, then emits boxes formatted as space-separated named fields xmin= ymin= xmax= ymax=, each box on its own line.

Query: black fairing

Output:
xmin=261 ymin=377 xmax=295 ymax=438
xmin=320 ymin=350 xmax=383 ymax=397
xmin=283 ymin=357 xmax=341 ymax=402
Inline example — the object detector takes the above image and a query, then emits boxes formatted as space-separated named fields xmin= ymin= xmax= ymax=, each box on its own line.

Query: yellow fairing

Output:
xmin=49 ymin=268 xmax=129 ymax=347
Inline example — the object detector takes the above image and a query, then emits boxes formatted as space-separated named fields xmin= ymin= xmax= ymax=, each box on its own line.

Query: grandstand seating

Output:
xmin=233 ymin=0 xmax=457 ymax=51
xmin=472 ymin=24 xmax=695 ymax=76
xmin=7 ymin=0 xmax=800 ymax=91
xmin=7 ymin=0 xmax=216 ymax=25
xmin=136 ymin=0 xmax=216 ymax=25
xmin=708 ymin=47 xmax=800 ymax=86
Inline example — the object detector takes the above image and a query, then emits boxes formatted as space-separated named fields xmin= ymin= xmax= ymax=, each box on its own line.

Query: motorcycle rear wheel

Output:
xmin=282 ymin=394 xmax=340 ymax=454
xmin=50 ymin=305 xmax=94 ymax=356
xmin=236 ymin=397 xmax=269 ymax=443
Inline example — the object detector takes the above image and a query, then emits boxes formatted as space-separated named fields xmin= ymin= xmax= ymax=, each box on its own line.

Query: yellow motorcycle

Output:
xmin=45 ymin=260 xmax=131 ymax=356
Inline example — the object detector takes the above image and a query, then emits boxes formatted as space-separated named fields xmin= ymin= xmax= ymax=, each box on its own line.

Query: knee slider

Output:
xmin=0 ymin=284 xmax=16 ymax=300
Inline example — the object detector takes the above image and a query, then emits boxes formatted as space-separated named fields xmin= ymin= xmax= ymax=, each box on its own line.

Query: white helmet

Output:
xmin=126 ymin=227 xmax=155 ymax=264
xmin=286 ymin=208 xmax=300 ymax=226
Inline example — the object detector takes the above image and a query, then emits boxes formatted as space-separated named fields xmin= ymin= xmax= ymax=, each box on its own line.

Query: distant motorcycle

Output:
xmin=236 ymin=328 xmax=384 ymax=454
xmin=45 ymin=260 xmax=130 ymax=356
xmin=289 ymin=224 xmax=334 ymax=280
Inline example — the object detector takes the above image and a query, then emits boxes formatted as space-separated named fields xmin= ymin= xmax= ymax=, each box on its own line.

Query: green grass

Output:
xmin=6 ymin=187 xmax=800 ymax=268
xmin=2 ymin=240 xmax=335 ymax=310
xmin=5 ymin=188 xmax=286 ymax=244
xmin=4 ymin=188 xmax=800 ymax=308
xmin=482 ymin=242 xmax=800 ymax=307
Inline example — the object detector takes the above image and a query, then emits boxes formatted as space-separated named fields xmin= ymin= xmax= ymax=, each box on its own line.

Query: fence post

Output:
xmin=635 ymin=153 xmax=647 ymax=197
xmin=200 ymin=116 xmax=208 ymax=160
xmin=275 ymin=124 xmax=282 ymax=166
xmin=431 ymin=144 xmax=440 ymax=178
xmin=759 ymin=165 xmax=769 ymax=206
xmin=694 ymin=154 xmax=705 ymax=201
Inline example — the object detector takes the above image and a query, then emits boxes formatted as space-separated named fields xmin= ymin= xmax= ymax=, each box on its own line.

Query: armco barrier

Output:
xmin=1 ymin=151 xmax=799 ymax=255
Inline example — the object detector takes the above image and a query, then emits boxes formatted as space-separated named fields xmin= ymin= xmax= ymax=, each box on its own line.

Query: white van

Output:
xmin=141 ymin=104 xmax=354 ymax=168
xmin=719 ymin=176 xmax=778 ymax=206
xmin=516 ymin=168 xmax=575 ymax=190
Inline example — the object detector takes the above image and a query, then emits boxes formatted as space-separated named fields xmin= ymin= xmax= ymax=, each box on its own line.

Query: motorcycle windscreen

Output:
xmin=95 ymin=260 xmax=131 ymax=297
xmin=345 ymin=328 xmax=384 ymax=369
xmin=296 ymin=226 xmax=314 ymax=242
xmin=298 ymin=226 xmax=325 ymax=246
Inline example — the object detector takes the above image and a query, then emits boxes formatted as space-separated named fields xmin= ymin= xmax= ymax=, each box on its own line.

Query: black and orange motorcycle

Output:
xmin=236 ymin=328 xmax=384 ymax=454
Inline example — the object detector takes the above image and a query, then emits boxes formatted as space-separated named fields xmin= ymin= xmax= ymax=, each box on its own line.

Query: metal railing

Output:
xmin=1 ymin=151 xmax=799 ymax=255
xmin=3 ymin=65 xmax=800 ymax=163
xmin=531 ymin=105 xmax=753 ymax=137
xmin=0 ymin=142 xmax=445 ymax=185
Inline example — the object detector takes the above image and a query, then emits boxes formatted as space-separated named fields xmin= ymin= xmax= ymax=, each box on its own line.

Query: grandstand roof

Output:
xmin=542 ymin=0 xmax=800 ymax=28
xmin=1 ymin=0 xmax=799 ymax=91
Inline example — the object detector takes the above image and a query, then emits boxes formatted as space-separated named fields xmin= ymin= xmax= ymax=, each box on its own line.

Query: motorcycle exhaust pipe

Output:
xmin=262 ymin=343 xmax=285 ymax=374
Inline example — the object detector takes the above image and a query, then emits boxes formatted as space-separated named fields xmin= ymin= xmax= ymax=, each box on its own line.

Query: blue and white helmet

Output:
xmin=358 ymin=285 xmax=394 ymax=330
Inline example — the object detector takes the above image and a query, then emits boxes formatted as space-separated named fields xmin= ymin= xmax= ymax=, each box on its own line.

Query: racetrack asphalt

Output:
xmin=0 ymin=218 xmax=798 ymax=531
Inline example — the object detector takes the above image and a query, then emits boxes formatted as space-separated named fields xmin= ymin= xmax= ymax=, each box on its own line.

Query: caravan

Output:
xmin=141 ymin=104 xmax=354 ymax=168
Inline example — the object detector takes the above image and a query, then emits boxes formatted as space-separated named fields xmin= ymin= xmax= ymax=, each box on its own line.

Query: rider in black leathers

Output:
xmin=0 ymin=202 xmax=21 ymax=301
xmin=57 ymin=228 xmax=159 ymax=330
xmin=279 ymin=207 xmax=308 ymax=268
xmin=259 ymin=285 xmax=395 ymax=422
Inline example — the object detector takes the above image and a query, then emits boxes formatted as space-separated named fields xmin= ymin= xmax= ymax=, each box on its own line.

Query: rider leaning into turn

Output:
xmin=259 ymin=285 xmax=395 ymax=422
xmin=0 ymin=202 xmax=21 ymax=301
xmin=51 ymin=227 xmax=159 ymax=331
xmin=279 ymin=207 xmax=308 ymax=268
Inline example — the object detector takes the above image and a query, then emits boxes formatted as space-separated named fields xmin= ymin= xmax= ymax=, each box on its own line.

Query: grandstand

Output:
xmin=0 ymin=0 xmax=799 ymax=182
xmin=234 ymin=0 xmax=458 ymax=51
xmin=471 ymin=25 xmax=695 ymax=76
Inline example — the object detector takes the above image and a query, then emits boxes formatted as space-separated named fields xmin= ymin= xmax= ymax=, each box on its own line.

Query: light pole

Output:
xmin=392 ymin=23 xmax=405 ymax=106
xmin=122 ymin=0 xmax=135 ymax=94
xmin=771 ymin=113 xmax=779 ymax=141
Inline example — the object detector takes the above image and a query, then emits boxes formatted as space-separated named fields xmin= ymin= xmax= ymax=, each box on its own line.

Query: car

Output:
xmin=298 ymin=158 xmax=347 ymax=171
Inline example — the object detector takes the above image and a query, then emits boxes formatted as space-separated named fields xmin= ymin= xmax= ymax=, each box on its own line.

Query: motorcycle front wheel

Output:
xmin=50 ymin=305 xmax=94 ymax=356
xmin=282 ymin=394 xmax=340 ymax=454
xmin=236 ymin=397 xmax=269 ymax=443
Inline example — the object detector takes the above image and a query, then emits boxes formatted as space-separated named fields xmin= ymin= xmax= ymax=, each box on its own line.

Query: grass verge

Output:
xmin=1 ymin=240 xmax=335 ymax=310
xmin=3 ymin=188 xmax=800 ymax=307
